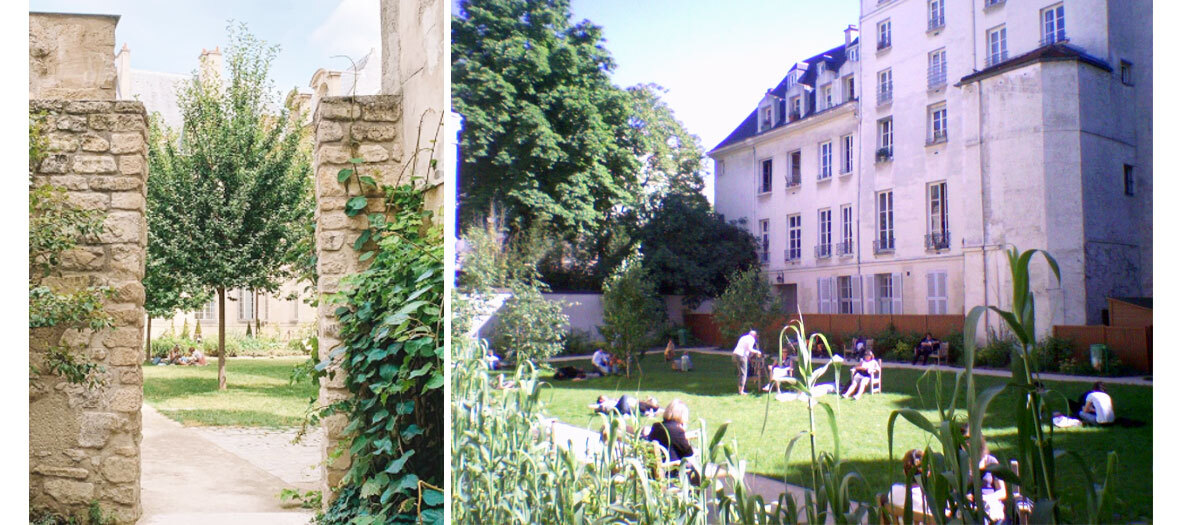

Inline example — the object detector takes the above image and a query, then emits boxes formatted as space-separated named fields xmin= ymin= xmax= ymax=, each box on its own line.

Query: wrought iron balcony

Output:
xmin=784 ymin=249 xmax=802 ymax=263
xmin=927 ymin=129 xmax=947 ymax=145
xmin=875 ymin=147 xmax=893 ymax=163
xmin=925 ymin=230 xmax=951 ymax=251
xmin=873 ymin=235 xmax=895 ymax=254
xmin=985 ymin=51 xmax=1009 ymax=68
xmin=876 ymin=88 xmax=893 ymax=106
xmin=877 ymin=38 xmax=891 ymax=51
xmin=815 ymin=244 xmax=832 ymax=259
xmin=817 ymin=169 xmax=832 ymax=181
xmin=984 ymin=0 xmax=1004 ymax=7
xmin=928 ymin=68 xmax=947 ymax=90
xmin=928 ymin=16 xmax=945 ymax=32
xmin=1040 ymin=32 xmax=1068 ymax=47
xmin=785 ymin=171 xmax=802 ymax=188
xmin=758 ymin=250 xmax=769 ymax=264
xmin=836 ymin=241 xmax=854 ymax=257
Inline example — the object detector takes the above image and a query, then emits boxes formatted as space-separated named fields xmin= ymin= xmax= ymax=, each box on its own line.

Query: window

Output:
xmin=929 ymin=104 xmax=948 ymax=143
xmin=928 ymin=182 xmax=949 ymax=249
xmin=787 ymin=215 xmax=802 ymax=261
xmin=877 ymin=117 xmax=894 ymax=159
xmin=819 ymin=141 xmax=833 ymax=179
xmin=817 ymin=208 xmax=832 ymax=258
xmin=788 ymin=151 xmax=802 ymax=187
xmin=790 ymin=96 xmax=802 ymax=119
xmin=987 ymin=26 xmax=1008 ymax=66
xmin=716 ymin=159 xmax=725 ymax=177
xmin=238 ymin=289 xmax=255 ymax=321
xmin=848 ymin=45 xmax=859 ymax=62
xmin=1120 ymin=60 xmax=1134 ymax=85
xmin=761 ymin=106 xmax=774 ymax=130
xmin=877 ymin=19 xmax=892 ymax=50
xmin=928 ymin=49 xmax=947 ymax=89
xmin=841 ymin=135 xmax=854 ymax=174
xmin=196 ymin=299 xmax=216 ymax=321
xmin=843 ymin=75 xmax=856 ymax=102
xmin=759 ymin=158 xmax=773 ymax=193
xmin=759 ymin=219 xmax=770 ymax=263
xmin=876 ymin=190 xmax=894 ymax=253
xmin=838 ymin=276 xmax=856 ymax=314
xmin=877 ymin=69 xmax=893 ymax=105
xmin=876 ymin=273 xmax=898 ymax=314
xmin=821 ymin=84 xmax=833 ymax=109
xmin=291 ymin=294 xmax=300 ymax=322
xmin=840 ymin=204 xmax=854 ymax=256
xmin=1124 ymin=165 xmax=1134 ymax=196
xmin=1041 ymin=3 xmax=1065 ymax=45
xmin=928 ymin=0 xmax=945 ymax=30
xmin=927 ymin=271 xmax=948 ymax=314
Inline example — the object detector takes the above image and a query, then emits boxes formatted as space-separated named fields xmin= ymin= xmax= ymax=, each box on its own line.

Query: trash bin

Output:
xmin=1089 ymin=344 xmax=1108 ymax=371
xmin=677 ymin=328 xmax=689 ymax=347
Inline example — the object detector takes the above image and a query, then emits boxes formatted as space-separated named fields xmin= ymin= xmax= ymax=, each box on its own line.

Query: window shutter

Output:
xmin=816 ymin=278 xmax=825 ymax=313
xmin=891 ymin=272 xmax=904 ymax=314
xmin=827 ymin=277 xmax=837 ymax=314
xmin=865 ymin=275 xmax=877 ymax=314
xmin=851 ymin=275 xmax=862 ymax=314
xmin=937 ymin=272 xmax=948 ymax=314
xmin=927 ymin=272 xmax=937 ymax=314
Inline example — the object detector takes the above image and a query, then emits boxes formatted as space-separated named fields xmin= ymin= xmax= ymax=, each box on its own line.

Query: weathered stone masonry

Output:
xmin=312 ymin=94 xmax=403 ymax=500
xmin=30 ymin=99 xmax=148 ymax=524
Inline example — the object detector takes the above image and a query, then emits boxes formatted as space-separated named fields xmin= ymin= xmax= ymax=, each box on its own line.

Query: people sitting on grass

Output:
xmin=591 ymin=348 xmax=615 ymax=375
xmin=732 ymin=329 xmax=761 ymax=395
xmin=554 ymin=366 xmax=589 ymax=380
xmin=1078 ymin=381 xmax=1115 ymax=425
xmin=972 ymin=440 xmax=1007 ymax=524
xmin=888 ymin=449 xmax=928 ymax=512
xmin=591 ymin=394 xmax=661 ymax=416
xmin=484 ymin=348 xmax=501 ymax=370
xmin=841 ymin=350 xmax=880 ymax=400
xmin=191 ymin=347 xmax=206 ymax=366
xmin=645 ymin=399 xmax=700 ymax=485
xmin=913 ymin=333 xmax=939 ymax=365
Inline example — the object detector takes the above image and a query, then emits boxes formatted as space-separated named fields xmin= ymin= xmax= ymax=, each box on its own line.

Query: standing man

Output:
xmin=732 ymin=329 xmax=761 ymax=395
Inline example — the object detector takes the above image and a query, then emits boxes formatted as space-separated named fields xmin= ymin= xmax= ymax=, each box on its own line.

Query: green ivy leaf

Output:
xmin=354 ymin=229 xmax=372 ymax=251
xmin=337 ymin=168 xmax=354 ymax=182
xmin=386 ymin=449 xmax=416 ymax=474
xmin=360 ymin=176 xmax=377 ymax=188
xmin=422 ymin=488 xmax=443 ymax=506
xmin=359 ymin=478 xmax=382 ymax=498
xmin=345 ymin=196 xmax=368 ymax=216
xmin=424 ymin=373 xmax=443 ymax=390
xmin=400 ymin=425 xmax=423 ymax=440
xmin=349 ymin=157 xmax=365 ymax=164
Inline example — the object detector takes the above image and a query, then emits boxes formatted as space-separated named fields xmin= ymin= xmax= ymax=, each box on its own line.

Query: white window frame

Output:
xmin=841 ymin=134 xmax=854 ymax=174
xmin=759 ymin=158 xmax=773 ymax=194
xmin=759 ymin=219 xmax=770 ymax=263
xmin=878 ymin=117 xmax=894 ymax=154
xmin=877 ymin=19 xmax=892 ymax=50
xmin=928 ymin=181 xmax=949 ymax=235
xmin=818 ymin=208 xmax=832 ymax=257
xmin=238 ymin=289 xmax=255 ymax=322
xmin=1041 ymin=3 xmax=1065 ymax=44
xmin=877 ymin=190 xmax=894 ymax=252
xmin=840 ymin=204 xmax=854 ymax=255
xmin=929 ymin=0 xmax=945 ymax=29
xmin=819 ymin=141 xmax=833 ymax=179
xmin=196 ymin=299 xmax=216 ymax=321
xmin=844 ymin=75 xmax=856 ymax=102
xmin=987 ymin=25 xmax=1008 ymax=66
xmin=788 ymin=150 xmax=802 ymax=187
xmin=877 ymin=69 xmax=893 ymax=103
xmin=790 ymin=96 xmax=802 ymax=118
xmin=929 ymin=103 xmax=948 ymax=143
xmin=876 ymin=274 xmax=895 ymax=314
xmin=837 ymin=276 xmax=854 ymax=314
xmin=821 ymin=84 xmax=833 ymax=109
xmin=716 ymin=159 xmax=725 ymax=177
xmin=928 ymin=48 xmax=947 ymax=88
xmin=761 ymin=105 xmax=774 ymax=131
xmin=927 ymin=271 xmax=948 ymax=314
xmin=787 ymin=215 xmax=802 ymax=261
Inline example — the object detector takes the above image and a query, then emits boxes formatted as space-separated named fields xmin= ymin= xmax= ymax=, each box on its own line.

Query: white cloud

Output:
xmin=311 ymin=0 xmax=381 ymax=62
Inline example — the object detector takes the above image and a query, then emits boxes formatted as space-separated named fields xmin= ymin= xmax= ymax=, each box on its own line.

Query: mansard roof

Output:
xmin=711 ymin=39 xmax=856 ymax=153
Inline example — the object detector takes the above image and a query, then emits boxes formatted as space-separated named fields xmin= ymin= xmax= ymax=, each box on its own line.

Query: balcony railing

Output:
xmin=875 ymin=147 xmax=893 ymax=163
xmin=984 ymin=0 xmax=1004 ymax=7
xmin=1040 ymin=32 xmax=1068 ymax=47
xmin=877 ymin=39 xmax=891 ymax=51
xmin=928 ymin=16 xmax=945 ymax=31
xmin=784 ymin=249 xmax=802 ymax=263
xmin=928 ymin=129 xmax=947 ymax=144
xmin=877 ymin=88 xmax=893 ymax=106
xmin=925 ymin=230 xmax=951 ymax=251
xmin=836 ymin=240 xmax=854 ymax=257
xmin=985 ymin=51 xmax=1009 ymax=68
xmin=817 ymin=169 xmax=832 ymax=181
xmin=815 ymin=244 xmax=832 ymax=259
xmin=785 ymin=171 xmax=802 ymax=188
xmin=758 ymin=250 xmax=769 ymax=264
xmin=928 ymin=68 xmax=947 ymax=90
xmin=873 ymin=235 xmax=895 ymax=254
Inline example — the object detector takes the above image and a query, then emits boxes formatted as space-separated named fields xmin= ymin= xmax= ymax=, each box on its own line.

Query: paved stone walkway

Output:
xmin=552 ymin=347 xmax=1153 ymax=386
xmin=140 ymin=405 xmax=319 ymax=524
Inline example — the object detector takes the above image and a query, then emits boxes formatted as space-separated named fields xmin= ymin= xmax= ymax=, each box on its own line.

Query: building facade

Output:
xmin=710 ymin=0 xmax=1151 ymax=337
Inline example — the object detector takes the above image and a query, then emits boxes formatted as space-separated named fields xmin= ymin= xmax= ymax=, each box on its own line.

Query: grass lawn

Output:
xmin=539 ymin=353 xmax=1152 ymax=521
xmin=143 ymin=357 xmax=317 ymax=427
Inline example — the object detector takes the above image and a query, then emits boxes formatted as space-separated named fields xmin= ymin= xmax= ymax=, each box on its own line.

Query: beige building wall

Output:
xmin=30 ymin=13 xmax=119 ymax=100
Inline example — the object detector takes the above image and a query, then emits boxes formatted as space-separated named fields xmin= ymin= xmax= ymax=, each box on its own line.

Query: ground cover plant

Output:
xmin=538 ymin=353 xmax=1151 ymax=521
xmin=143 ymin=356 xmax=315 ymax=427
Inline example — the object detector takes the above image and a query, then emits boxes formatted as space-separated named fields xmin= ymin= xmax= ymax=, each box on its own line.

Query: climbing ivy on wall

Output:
xmin=317 ymin=120 xmax=444 ymax=523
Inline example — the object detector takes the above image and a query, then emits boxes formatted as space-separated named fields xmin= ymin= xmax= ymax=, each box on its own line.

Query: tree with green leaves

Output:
xmin=147 ymin=24 xmax=313 ymax=390
xmin=712 ymin=267 xmax=785 ymax=349
xmin=600 ymin=251 xmax=665 ymax=377
xmin=452 ymin=0 xmax=639 ymax=241
xmin=634 ymin=192 xmax=758 ymax=307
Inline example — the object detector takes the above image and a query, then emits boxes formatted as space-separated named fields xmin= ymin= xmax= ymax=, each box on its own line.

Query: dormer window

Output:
xmin=759 ymin=104 xmax=775 ymax=131
xmin=789 ymin=96 xmax=802 ymax=120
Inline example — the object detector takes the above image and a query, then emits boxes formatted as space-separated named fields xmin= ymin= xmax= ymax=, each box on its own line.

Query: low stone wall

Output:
xmin=30 ymin=99 xmax=148 ymax=524
xmin=312 ymin=94 xmax=403 ymax=502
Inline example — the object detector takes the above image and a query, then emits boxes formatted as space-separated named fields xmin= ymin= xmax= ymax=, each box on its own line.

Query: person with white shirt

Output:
xmin=732 ymin=329 xmax=761 ymax=395
xmin=1079 ymin=381 xmax=1115 ymax=425
xmin=591 ymin=348 xmax=614 ymax=375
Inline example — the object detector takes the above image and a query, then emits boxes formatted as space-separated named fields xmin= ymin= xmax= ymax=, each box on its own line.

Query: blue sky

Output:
xmin=29 ymin=0 xmax=382 ymax=97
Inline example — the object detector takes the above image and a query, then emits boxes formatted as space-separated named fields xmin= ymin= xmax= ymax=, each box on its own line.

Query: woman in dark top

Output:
xmin=646 ymin=399 xmax=694 ymax=461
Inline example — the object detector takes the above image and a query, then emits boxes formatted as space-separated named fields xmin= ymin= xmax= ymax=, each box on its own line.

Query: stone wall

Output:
xmin=312 ymin=95 xmax=403 ymax=502
xmin=30 ymin=13 xmax=119 ymax=100
xmin=30 ymin=100 xmax=148 ymax=524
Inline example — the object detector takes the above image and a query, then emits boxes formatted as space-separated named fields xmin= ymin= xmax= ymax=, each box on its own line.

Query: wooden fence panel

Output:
xmin=684 ymin=313 xmax=721 ymax=348
xmin=892 ymin=315 xmax=928 ymax=335
xmin=1104 ymin=326 xmax=1150 ymax=372
xmin=830 ymin=315 xmax=862 ymax=343
xmin=860 ymin=315 xmax=893 ymax=335
xmin=926 ymin=315 xmax=966 ymax=338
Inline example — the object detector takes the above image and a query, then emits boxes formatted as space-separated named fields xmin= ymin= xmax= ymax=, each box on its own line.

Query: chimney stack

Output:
xmin=844 ymin=25 xmax=859 ymax=49
xmin=115 ymin=43 xmax=131 ymax=99
xmin=198 ymin=46 xmax=223 ymax=85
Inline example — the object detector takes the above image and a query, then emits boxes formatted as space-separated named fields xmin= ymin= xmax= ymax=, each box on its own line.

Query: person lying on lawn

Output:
xmin=841 ymin=350 xmax=881 ymax=400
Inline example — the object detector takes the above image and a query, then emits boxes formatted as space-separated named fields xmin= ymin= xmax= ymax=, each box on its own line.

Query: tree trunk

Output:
xmin=254 ymin=289 xmax=261 ymax=336
xmin=145 ymin=316 xmax=152 ymax=362
xmin=218 ymin=286 xmax=227 ymax=390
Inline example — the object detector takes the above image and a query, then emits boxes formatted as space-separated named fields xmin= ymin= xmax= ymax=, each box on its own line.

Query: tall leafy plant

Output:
xmin=147 ymin=23 xmax=313 ymax=390
xmin=600 ymin=251 xmax=665 ymax=377
xmin=712 ymin=267 xmax=784 ymax=348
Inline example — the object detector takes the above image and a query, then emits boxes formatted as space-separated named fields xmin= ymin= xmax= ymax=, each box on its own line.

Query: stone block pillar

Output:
xmin=312 ymin=95 xmax=403 ymax=502
xmin=29 ymin=100 xmax=148 ymax=524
